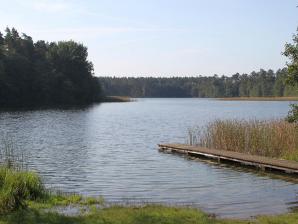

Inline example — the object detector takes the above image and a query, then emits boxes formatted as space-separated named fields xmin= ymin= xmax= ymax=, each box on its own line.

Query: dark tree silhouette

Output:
xmin=99 ymin=69 xmax=296 ymax=98
xmin=0 ymin=28 xmax=102 ymax=107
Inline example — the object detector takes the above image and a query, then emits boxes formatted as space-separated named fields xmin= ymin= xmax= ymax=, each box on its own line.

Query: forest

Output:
xmin=1 ymin=28 xmax=297 ymax=108
xmin=99 ymin=69 xmax=298 ymax=98
xmin=0 ymin=28 xmax=102 ymax=107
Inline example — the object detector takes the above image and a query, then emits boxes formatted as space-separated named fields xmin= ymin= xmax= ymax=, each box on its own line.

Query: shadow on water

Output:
xmin=165 ymin=150 xmax=298 ymax=184
xmin=0 ymin=103 xmax=102 ymax=113
xmin=159 ymin=150 xmax=298 ymax=216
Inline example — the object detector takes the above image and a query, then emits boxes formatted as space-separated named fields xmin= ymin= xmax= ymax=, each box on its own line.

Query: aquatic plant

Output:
xmin=0 ymin=137 xmax=28 ymax=171
xmin=0 ymin=167 xmax=45 ymax=213
xmin=189 ymin=119 xmax=298 ymax=160
xmin=0 ymin=137 xmax=44 ymax=213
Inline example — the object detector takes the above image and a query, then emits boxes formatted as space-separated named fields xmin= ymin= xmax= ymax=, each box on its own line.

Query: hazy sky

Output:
xmin=1 ymin=0 xmax=297 ymax=77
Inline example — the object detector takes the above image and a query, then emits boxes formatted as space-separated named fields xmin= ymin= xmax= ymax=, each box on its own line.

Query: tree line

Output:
xmin=99 ymin=69 xmax=298 ymax=98
xmin=0 ymin=28 xmax=102 ymax=107
xmin=0 ymin=27 xmax=297 ymax=110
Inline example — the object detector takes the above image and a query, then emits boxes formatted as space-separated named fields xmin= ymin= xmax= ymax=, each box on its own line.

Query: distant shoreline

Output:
xmin=216 ymin=96 xmax=298 ymax=101
xmin=103 ymin=96 xmax=132 ymax=102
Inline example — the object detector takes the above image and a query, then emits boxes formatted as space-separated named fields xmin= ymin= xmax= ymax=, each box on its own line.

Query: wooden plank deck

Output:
xmin=158 ymin=143 xmax=298 ymax=174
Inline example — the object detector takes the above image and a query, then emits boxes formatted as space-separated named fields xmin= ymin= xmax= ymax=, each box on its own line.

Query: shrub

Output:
xmin=286 ymin=104 xmax=298 ymax=123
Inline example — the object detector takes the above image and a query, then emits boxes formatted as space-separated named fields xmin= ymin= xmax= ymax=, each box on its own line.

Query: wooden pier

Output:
xmin=158 ymin=144 xmax=298 ymax=174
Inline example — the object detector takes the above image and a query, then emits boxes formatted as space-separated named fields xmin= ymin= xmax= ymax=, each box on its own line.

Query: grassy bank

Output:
xmin=2 ymin=198 xmax=298 ymax=224
xmin=189 ymin=119 xmax=298 ymax=161
xmin=217 ymin=96 xmax=298 ymax=101
xmin=0 ymin=167 xmax=298 ymax=223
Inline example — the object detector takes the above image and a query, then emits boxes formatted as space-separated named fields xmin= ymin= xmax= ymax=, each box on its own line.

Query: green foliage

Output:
xmin=0 ymin=27 xmax=102 ymax=107
xmin=2 ymin=203 xmax=298 ymax=224
xmin=283 ymin=29 xmax=298 ymax=86
xmin=286 ymin=104 xmax=298 ymax=123
xmin=85 ymin=205 xmax=213 ymax=224
xmin=0 ymin=137 xmax=44 ymax=213
xmin=0 ymin=168 xmax=45 ymax=213
xmin=99 ymin=69 xmax=295 ymax=98
xmin=0 ymin=205 xmax=248 ymax=224
xmin=28 ymin=192 xmax=105 ymax=211
xmin=283 ymin=28 xmax=298 ymax=123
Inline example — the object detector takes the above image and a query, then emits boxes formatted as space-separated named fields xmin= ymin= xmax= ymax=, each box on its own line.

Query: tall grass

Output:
xmin=0 ymin=167 xmax=44 ymax=213
xmin=0 ymin=137 xmax=45 ymax=213
xmin=0 ymin=137 xmax=27 ymax=170
xmin=188 ymin=119 xmax=298 ymax=160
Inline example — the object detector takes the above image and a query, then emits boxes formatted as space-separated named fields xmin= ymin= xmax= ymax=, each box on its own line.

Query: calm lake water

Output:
xmin=0 ymin=98 xmax=298 ymax=218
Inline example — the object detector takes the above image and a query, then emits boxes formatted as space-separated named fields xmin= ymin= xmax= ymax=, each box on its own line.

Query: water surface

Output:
xmin=0 ymin=98 xmax=297 ymax=218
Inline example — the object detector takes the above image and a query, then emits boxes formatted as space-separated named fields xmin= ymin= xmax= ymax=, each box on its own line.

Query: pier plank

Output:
xmin=158 ymin=144 xmax=298 ymax=174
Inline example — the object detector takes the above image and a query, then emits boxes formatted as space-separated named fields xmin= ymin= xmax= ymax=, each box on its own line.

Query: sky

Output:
xmin=1 ymin=0 xmax=298 ymax=77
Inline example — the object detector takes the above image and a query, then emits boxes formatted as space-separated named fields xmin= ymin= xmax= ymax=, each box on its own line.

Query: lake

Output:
xmin=0 ymin=98 xmax=297 ymax=218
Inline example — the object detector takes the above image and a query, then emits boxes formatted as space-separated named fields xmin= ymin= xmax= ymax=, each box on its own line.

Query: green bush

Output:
xmin=286 ymin=104 xmax=298 ymax=123
xmin=0 ymin=167 xmax=45 ymax=213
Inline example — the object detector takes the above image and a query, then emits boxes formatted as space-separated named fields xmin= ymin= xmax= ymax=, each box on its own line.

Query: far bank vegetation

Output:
xmin=100 ymin=69 xmax=298 ymax=98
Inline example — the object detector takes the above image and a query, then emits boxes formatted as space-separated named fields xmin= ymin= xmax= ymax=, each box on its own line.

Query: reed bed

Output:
xmin=188 ymin=119 xmax=298 ymax=161
xmin=0 ymin=137 xmax=28 ymax=171
xmin=217 ymin=97 xmax=298 ymax=101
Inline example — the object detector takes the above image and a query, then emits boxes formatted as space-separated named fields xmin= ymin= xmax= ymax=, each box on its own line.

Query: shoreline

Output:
xmin=3 ymin=194 xmax=298 ymax=224
xmin=216 ymin=96 xmax=298 ymax=101
xmin=102 ymin=96 xmax=132 ymax=102
xmin=0 ymin=166 xmax=297 ymax=223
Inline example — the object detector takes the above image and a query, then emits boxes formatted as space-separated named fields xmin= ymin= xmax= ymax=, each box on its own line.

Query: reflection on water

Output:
xmin=0 ymin=98 xmax=297 ymax=218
